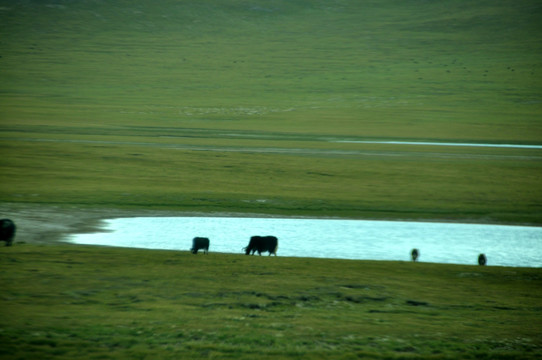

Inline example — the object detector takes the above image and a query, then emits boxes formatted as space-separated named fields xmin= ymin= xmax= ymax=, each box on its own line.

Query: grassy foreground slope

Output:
xmin=1 ymin=244 xmax=541 ymax=359
xmin=0 ymin=0 xmax=541 ymax=223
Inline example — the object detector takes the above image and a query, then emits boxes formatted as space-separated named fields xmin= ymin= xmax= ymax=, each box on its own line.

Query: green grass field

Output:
xmin=1 ymin=0 xmax=541 ymax=224
xmin=0 ymin=2 xmax=541 ymax=358
xmin=1 ymin=244 xmax=541 ymax=359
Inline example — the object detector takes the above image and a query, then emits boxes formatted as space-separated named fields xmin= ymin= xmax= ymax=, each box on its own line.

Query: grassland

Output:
xmin=1 ymin=244 xmax=541 ymax=359
xmin=0 ymin=0 xmax=541 ymax=224
xmin=0 ymin=2 xmax=541 ymax=358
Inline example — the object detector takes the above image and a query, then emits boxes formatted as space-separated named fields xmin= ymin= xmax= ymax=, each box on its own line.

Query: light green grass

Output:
xmin=1 ymin=0 xmax=540 ymax=138
xmin=1 ymin=0 xmax=541 ymax=223
xmin=1 ymin=244 xmax=541 ymax=359
xmin=1 ymin=137 xmax=541 ymax=223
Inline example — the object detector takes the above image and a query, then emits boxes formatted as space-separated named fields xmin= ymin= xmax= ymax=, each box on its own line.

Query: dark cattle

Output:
xmin=0 ymin=219 xmax=16 ymax=247
xmin=191 ymin=237 xmax=209 ymax=254
xmin=478 ymin=253 xmax=487 ymax=266
xmin=244 ymin=236 xmax=278 ymax=256
xmin=411 ymin=248 xmax=419 ymax=262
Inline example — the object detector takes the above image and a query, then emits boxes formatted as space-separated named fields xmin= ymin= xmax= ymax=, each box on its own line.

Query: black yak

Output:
xmin=411 ymin=248 xmax=419 ymax=262
xmin=191 ymin=237 xmax=209 ymax=254
xmin=0 ymin=219 xmax=16 ymax=246
xmin=244 ymin=236 xmax=278 ymax=256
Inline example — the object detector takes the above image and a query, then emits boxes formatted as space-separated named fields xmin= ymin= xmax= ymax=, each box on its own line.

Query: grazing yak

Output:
xmin=191 ymin=237 xmax=209 ymax=254
xmin=478 ymin=253 xmax=487 ymax=266
xmin=244 ymin=235 xmax=278 ymax=256
xmin=0 ymin=219 xmax=16 ymax=246
xmin=411 ymin=248 xmax=419 ymax=262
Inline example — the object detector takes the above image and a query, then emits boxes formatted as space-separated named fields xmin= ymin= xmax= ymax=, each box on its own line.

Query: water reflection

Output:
xmin=69 ymin=217 xmax=542 ymax=267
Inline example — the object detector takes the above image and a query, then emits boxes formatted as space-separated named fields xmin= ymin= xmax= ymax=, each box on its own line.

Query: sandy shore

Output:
xmin=0 ymin=203 xmax=236 ymax=245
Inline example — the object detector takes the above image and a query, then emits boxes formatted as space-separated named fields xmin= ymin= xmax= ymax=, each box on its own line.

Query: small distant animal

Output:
xmin=0 ymin=219 xmax=16 ymax=246
xmin=191 ymin=237 xmax=209 ymax=254
xmin=478 ymin=253 xmax=487 ymax=266
xmin=244 ymin=235 xmax=278 ymax=256
xmin=411 ymin=248 xmax=419 ymax=262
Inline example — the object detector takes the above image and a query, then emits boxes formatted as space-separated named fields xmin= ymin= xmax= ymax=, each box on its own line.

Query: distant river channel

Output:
xmin=68 ymin=217 xmax=542 ymax=268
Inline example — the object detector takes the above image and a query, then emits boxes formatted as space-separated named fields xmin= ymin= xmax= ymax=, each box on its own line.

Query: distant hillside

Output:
xmin=1 ymin=0 xmax=541 ymax=140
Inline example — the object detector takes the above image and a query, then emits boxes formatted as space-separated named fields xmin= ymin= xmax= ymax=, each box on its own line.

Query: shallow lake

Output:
xmin=68 ymin=217 xmax=542 ymax=267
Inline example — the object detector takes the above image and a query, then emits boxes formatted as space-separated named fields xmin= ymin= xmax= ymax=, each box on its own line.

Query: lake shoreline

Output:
xmin=2 ymin=202 xmax=540 ymax=247
xmin=70 ymin=216 xmax=541 ymax=267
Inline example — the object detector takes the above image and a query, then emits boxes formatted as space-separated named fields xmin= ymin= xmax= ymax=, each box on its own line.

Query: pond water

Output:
xmin=68 ymin=217 xmax=542 ymax=267
xmin=332 ymin=140 xmax=542 ymax=149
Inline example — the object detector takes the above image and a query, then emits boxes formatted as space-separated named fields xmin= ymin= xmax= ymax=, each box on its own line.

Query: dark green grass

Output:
xmin=1 ymin=244 xmax=541 ymax=359
xmin=1 ymin=0 xmax=541 ymax=223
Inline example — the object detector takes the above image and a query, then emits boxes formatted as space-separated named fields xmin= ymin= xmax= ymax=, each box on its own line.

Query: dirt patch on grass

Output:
xmin=0 ymin=202 xmax=253 ymax=245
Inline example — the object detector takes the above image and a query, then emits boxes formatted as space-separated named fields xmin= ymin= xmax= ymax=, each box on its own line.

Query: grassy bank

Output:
xmin=2 ymin=138 xmax=542 ymax=224
xmin=1 ymin=0 xmax=541 ymax=224
xmin=1 ymin=244 xmax=541 ymax=359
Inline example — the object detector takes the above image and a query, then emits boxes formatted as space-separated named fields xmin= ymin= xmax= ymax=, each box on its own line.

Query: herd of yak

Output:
xmin=191 ymin=235 xmax=279 ymax=256
xmin=0 ymin=218 xmax=487 ymax=265
xmin=187 ymin=235 xmax=490 ymax=265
